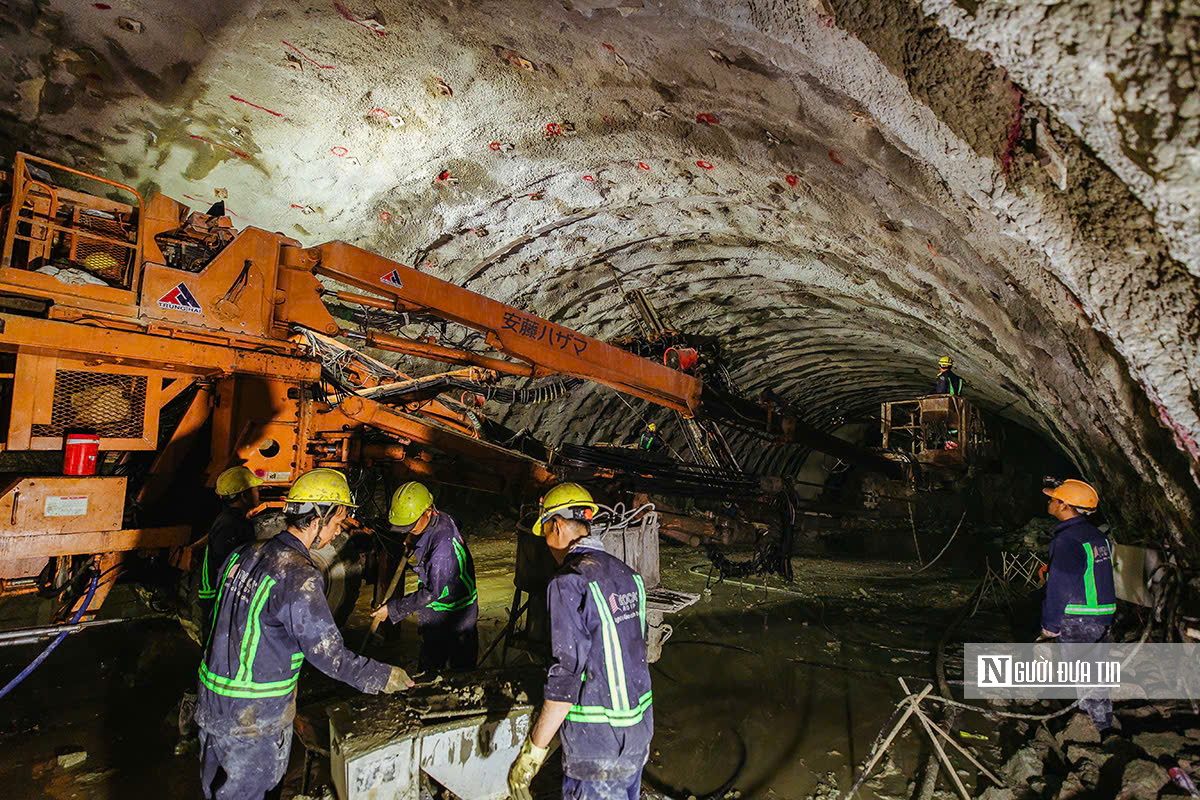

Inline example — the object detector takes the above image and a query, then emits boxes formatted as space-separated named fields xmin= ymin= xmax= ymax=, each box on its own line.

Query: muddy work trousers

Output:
xmin=419 ymin=626 xmax=478 ymax=672
xmin=1058 ymin=617 xmax=1113 ymax=731
xmin=562 ymin=766 xmax=644 ymax=800
xmin=199 ymin=726 xmax=293 ymax=800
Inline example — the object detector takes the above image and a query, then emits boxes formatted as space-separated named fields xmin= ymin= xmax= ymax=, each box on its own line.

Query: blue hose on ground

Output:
xmin=0 ymin=572 xmax=98 ymax=701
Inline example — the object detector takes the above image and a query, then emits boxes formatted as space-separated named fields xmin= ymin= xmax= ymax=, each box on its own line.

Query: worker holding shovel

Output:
xmin=370 ymin=481 xmax=479 ymax=671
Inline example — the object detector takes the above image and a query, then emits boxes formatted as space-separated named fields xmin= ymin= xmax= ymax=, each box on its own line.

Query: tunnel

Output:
xmin=0 ymin=0 xmax=1197 ymax=798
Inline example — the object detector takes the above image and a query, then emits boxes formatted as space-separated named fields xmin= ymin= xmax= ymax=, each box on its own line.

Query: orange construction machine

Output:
xmin=0 ymin=152 xmax=702 ymax=620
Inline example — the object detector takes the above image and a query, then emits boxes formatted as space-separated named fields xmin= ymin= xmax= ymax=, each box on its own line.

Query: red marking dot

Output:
xmin=828 ymin=150 xmax=844 ymax=165
xmin=330 ymin=146 xmax=348 ymax=157
xmin=582 ymin=175 xmax=595 ymax=182
xmin=545 ymin=122 xmax=562 ymax=136
xmin=695 ymin=113 xmax=720 ymax=125
xmin=290 ymin=203 xmax=306 ymax=209
xmin=696 ymin=160 xmax=714 ymax=170
xmin=436 ymin=170 xmax=452 ymax=182
xmin=254 ymin=469 xmax=266 ymax=477
xmin=489 ymin=141 xmax=502 ymax=151
xmin=92 ymin=3 xmax=111 ymax=8
xmin=785 ymin=174 xmax=798 ymax=186
xmin=637 ymin=162 xmax=650 ymax=171
xmin=379 ymin=211 xmax=391 ymax=221
xmin=602 ymin=43 xmax=615 ymax=52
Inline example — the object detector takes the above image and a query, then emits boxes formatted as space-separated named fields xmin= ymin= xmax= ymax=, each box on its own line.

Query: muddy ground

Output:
xmin=0 ymin=527 xmax=1195 ymax=799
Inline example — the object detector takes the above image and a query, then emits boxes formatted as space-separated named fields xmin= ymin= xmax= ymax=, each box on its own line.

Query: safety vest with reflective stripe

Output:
xmin=545 ymin=541 xmax=653 ymax=781
xmin=195 ymin=532 xmax=391 ymax=737
xmin=1042 ymin=516 xmax=1117 ymax=633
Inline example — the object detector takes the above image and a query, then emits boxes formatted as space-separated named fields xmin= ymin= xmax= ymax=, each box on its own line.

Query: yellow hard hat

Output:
xmin=215 ymin=466 xmax=263 ymax=497
xmin=938 ymin=356 xmax=953 ymax=367
xmin=1043 ymin=479 xmax=1099 ymax=511
xmin=285 ymin=468 xmax=356 ymax=507
xmin=532 ymin=482 xmax=599 ymax=537
xmin=647 ymin=423 xmax=656 ymax=432
xmin=389 ymin=481 xmax=434 ymax=528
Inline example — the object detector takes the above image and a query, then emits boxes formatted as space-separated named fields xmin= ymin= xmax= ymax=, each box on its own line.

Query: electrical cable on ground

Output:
xmin=0 ymin=572 xmax=98 ymax=701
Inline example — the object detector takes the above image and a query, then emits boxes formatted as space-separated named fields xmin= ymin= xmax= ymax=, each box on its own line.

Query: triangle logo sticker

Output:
xmin=157 ymin=282 xmax=203 ymax=314
xmin=380 ymin=269 xmax=403 ymax=289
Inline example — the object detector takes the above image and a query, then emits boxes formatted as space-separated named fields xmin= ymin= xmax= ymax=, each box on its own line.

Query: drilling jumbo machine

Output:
xmin=0 ymin=152 xmax=703 ymax=636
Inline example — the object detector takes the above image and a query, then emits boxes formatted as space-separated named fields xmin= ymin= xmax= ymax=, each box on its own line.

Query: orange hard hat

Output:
xmin=1043 ymin=479 xmax=1099 ymax=511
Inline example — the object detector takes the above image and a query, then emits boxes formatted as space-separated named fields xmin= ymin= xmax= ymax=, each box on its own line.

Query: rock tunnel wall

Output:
xmin=0 ymin=0 xmax=1196 ymax=553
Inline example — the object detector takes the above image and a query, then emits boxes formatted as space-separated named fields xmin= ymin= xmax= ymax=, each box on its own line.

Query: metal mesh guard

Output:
xmin=32 ymin=370 xmax=146 ymax=439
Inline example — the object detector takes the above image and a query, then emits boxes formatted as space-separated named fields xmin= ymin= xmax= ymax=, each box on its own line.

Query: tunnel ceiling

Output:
xmin=0 ymin=0 xmax=1198 ymax=547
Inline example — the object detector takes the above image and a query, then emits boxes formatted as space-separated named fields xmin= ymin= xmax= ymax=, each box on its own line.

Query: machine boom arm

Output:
xmin=280 ymin=241 xmax=701 ymax=416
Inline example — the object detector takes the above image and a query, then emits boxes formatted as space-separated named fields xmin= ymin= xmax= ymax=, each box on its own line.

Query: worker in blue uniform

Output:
xmin=195 ymin=468 xmax=413 ymax=800
xmin=508 ymin=483 xmax=653 ymax=800
xmin=932 ymin=356 xmax=965 ymax=396
xmin=1040 ymin=477 xmax=1117 ymax=736
xmin=370 ymin=481 xmax=478 ymax=672
xmin=195 ymin=466 xmax=264 ymax=629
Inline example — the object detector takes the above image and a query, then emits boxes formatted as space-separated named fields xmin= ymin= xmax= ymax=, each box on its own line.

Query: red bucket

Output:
xmin=64 ymin=434 xmax=100 ymax=476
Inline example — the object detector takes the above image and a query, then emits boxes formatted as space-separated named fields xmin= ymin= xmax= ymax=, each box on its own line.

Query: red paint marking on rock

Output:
xmin=334 ymin=1 xmax=386 ymax=35
xmin=785 ymin=174 xmax=798 ymax=186
xmin=582 ymin=175 xmax=595 ymax=182
xmin=696 ymin=160 xmax=714 ymax=170
xmin=828 ymin=150 xmax=844 ymax=165
xmin=290 ymin=203 xmax=307 ymax=209
xmin=926 ymin=241 xmax=939 ymax=257
xmin=602 ymin=43 xmax=615 ymax=52
xmin=637 ymin=161 xmax=650 ymax=171
xmin=545 ymin=122 xmax=562 ymax=136
xmin=282 ymin=40 xmax=335 ymax=69
xmin=188 ymin=134 xmax=250 ymax=159
xmin=695 ymin=113 xmax=720 ymax=125
xmin=369 ymin=107 xmax=390 ymax=118
xmin=379 ymin=211 xmax=391 ymax=221
xmin=436 ymin=170 xmax=453 ymax=182
xmin=330 ymin=146 xmax=348 ymax=157
xmin=489 ymin=141 xmax=502 ymax=151
xmin=230 ymin=95 xmax=285 ymax=118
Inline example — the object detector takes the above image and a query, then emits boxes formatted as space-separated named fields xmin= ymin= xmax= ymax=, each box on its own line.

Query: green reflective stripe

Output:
xmin=198 ymin=662 xmax=300 ymax=699
xmin=633 ymin=575 xmax=646 ymax=638
xmin=1066 ymin=604 xmax=1116 ymax=615
xmin=198 ymin=545 xmax=216 ymax=599
xmin=427 ymin=539 xmax=477 ymax=611
xmin=290 ymin=652 xmax=305 ymax=667
xmin=1082 ymin=542 xmax=1098 ymax=607
xmin=235 ymin=577 xmax=275 ymax=683
xmin=567 ymin=691 xmax=652 ymax=727
xmin=203 ymin=553 xmax=240 ymax=650
xmin=588 ymin=581 xmax=630 ymax=712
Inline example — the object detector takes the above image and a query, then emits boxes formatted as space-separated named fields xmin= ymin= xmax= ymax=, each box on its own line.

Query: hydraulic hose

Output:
xmin=0 ymin=572 xmax=98 ymax=702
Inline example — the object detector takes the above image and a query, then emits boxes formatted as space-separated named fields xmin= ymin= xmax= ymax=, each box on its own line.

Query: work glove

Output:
xmin=382 ymin=665 xmax=415 ymax=693
xmin=507 ymin=736 xmax=549 ymax=800
xmin=371 ymin=604 xmax=390 ymax=624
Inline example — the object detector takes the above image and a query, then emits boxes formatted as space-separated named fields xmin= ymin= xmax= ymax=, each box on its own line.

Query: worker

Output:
xmin=196 ymin=466 xmax=264 ymax=629
xmin=370 ymin=481 xmax=479 ymax=672
xmin=178 ymin=466 xmax=265 ymax=753
xmin=508 ymin=483 xmax=652 ymax=800
xmin=1040 ymin=477 xmax=1117 ymax=737
xmin=195 ymin=468 xmax=413 ymax=800
xmin=932 ymin=356 xmax=965 ymax=396
xmin=633 ymin=422 xmax=663 ymax=452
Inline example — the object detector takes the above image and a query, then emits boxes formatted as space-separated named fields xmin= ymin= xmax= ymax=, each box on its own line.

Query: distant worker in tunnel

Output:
xmin=1040 ymin=477 xmax=1117 ymax=737
xmin=631 ymin=421 xmax=664 ymax=453
xmin=932 ymin=356 xmax=965 ymax=396
xmin=370 ymin=481 xmax=478 ymax=672
xmin=196 ymin=468 xmax=413 ymax=800
xmin=508 ymin=482 xmax=652 ymax=800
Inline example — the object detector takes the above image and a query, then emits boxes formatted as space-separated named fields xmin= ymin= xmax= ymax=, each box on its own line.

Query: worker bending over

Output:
xmin=195 ymin=466 xmax=263 ymax=629
xmin=1040 ymin=478 xmax=1117 ymax=737
xmin=196 ymin=468 xmax=412 ymax=800
xmin=370 ymin=481 xmax=478 ymax=671
xmin=508 ymin=483 xmax=652 ymax=800
xmin=932 ymin=356 xmax=965 ymax=396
